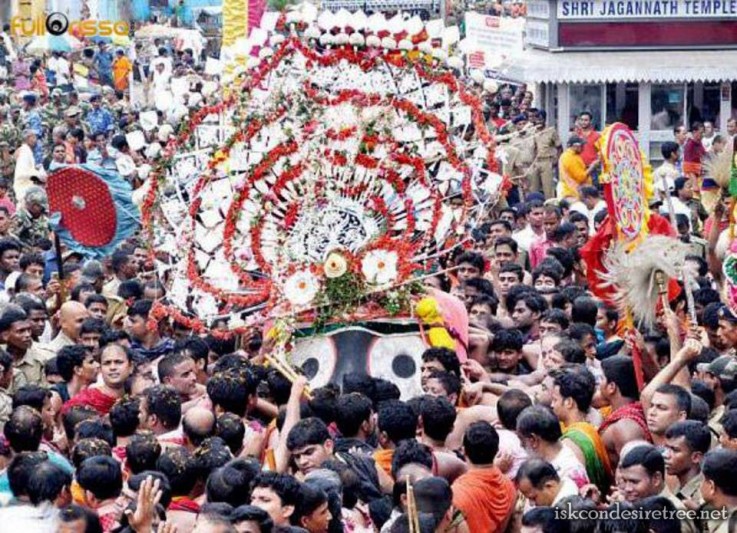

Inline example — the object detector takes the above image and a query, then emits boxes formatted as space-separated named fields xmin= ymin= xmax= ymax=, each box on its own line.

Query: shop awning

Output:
xmin=500 ymin=49 xmax=737 ymax=84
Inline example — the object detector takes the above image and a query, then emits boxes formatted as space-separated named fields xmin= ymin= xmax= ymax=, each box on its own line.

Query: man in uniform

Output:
xmin=529 ymin=110 xmax=561 ymax=199
xmin=509 ymin=115 xmax=536 ymax=198
xmin=11 ymin=186 xmax=49 ymax=251
xmin=40 ymin=89 xmax=65 ymax=135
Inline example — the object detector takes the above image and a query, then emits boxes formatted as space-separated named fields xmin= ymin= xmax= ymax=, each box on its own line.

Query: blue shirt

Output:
xmin=86 ymin=107 xmax=114 ymax=136
xmin=95 ymin=51 xmax=113 ymax=75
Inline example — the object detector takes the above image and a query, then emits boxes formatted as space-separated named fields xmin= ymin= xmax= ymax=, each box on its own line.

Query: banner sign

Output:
xmin=558 ymin=0 xmax=737 ymax=19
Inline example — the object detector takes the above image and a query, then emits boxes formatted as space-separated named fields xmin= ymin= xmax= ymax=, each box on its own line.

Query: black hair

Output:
xmin=0 ymin=307 xmax=28 ymax=332
xmin=464 ymin=277 xmax=496 ymax=299
xmin=497 ymin=389 xmax=533 ymax=431
xmin=56 ymin=344 xmax=90 ymax=382
xmin=85 ymin=294 xmax=108 ymax=310
xmin=194 ymin=437 xmax=233 ymax=481
xmin=70 ymin=282 xmax=95 ymax=302
xmin=499 ymin=262 xmax=524 ymax=282
xmin=419 ymin=395 xmax=457 ymax=442
xmin=693 ymin=287 xmax=720 ymax=309
xmin=540 ymin=308 xmax=570 ymax=330
xmin=551 ymin=223 xmax=576 ymax=244
xmin=8 ymin=451 xmax=48 ymax=499
xmin=571 ymin=296 xmax=598 ymax=326
xmin=619 ymin=445 xmax=665 ymax=478
xmin=252 ymin=472 xmax=301 ymax=507
xmin=661 ymin=141 xmax=679 ymax=160
xmin=5 ymin=406 xmax=43 ymax=452
xmin=546 ymin=248 xmax=574 ymax=279
xmin=602 ymin=355 xmax=640 ymax=399
xmin=636 ymin=496 xmax=681 ymax=533
xmin=551 ymin=365 xmax=596 ymax=412
xmin=391 ymin=439 xmax=433 ymax=478
xmin=157 ymin=446 xmax=198 ymax=497
xmin=420 ymin=347 xmax=460 ymax=377
xmin=125 ymin=431 xmax=162 ymax=475
xmin=515 ymin=458 xmax=559 ymax=488
xmin=61 ymin=405 xmax=98 ymax=443
xmin=455 ymin=251 xmax=485 ymax=273
xmin=142 ymin=385 xmax=181 ymax=430
xmin=231 ymin=505 xmax=274 ymax=532
xmin=553 ymin=338 xmax=586 ymax=365
xmin=75 ymin=419 xmax=115 ymax=448
xmin=77 ymin=456 xmax=123 ymax=500
xmin=516 ymin=405 xmax=562 ymax=443
xmin=494 ymin=236 xmax=519 ymax=255
xmin=463 ymin=422 xmax=500 ymax=465
xmin=307 ymin=385 xmax=340 ymax=425
xmin=127 ymin=470 xmax=172 ymax=508
xmin=427 ymin=370 xmax=461 ymax=400
xmin=491 ymin=328 xmax=524 ymax=352
xmin=127 ymin=298 xmax=153 ymax=319
xmin=664 ymin=420 xmax=711 ymax=455
xmin=25 ymin=458 xmax=71 ymax=505
xmin=654 ymin=384 xmax=692 ymax=417
xmin=71 ymin=438 xmax=112 ymax=469
xmin=207 ymin=371 xmax=254 ymax=418
xmin=532 ymin=264 xmax=562 ymax=287
xmin=293 ymin=484 xmax=329 ymax=527
xmin=215 ymin=413 xmax=245 ymax=455
xmin=286 ymin=417 xmax=332 ymax=451
xmin=413 ymin=476 xmax=452 ymax=526
xmin=507 ymin=289 xmax=548 ymax=316
xmin=157 ymin=352 xmax=193 ymax=382
xmin=174 ymin=335 xmax=209 ymax=370
xmin=12 ymin=384 xmax=50 ymax=411
xmin=80 ymin=318 xmax=106 ymax=337
xmin=109 ymin=397 xmax=140 ymax=439
xmin=59 ymin=505 xmax=103 ymax=533
xmin=721 ymin=409 xmax=737 ymax=439
xmin=702 ymin=449 xmax=737 ymax=496
xmin=378 ymin=400 xmax=418 ymax=445
xmin=335 ymin=393 xmax=373 ymax=438
xmin=111 ymin=250 xmax=132 ymax=274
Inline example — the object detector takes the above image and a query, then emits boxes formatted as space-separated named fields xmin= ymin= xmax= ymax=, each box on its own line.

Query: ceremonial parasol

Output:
xmin=46 ymin=165 xmax=141 ymax=260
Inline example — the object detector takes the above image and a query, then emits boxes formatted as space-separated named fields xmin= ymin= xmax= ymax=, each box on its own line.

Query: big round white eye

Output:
xmin=367 ymin=335 xmax=426 ymax=400
xmin=290 ymin=336 xmax=336 ymax=389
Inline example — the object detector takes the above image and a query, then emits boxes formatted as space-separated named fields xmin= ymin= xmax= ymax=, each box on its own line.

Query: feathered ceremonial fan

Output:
xmin=143 ymin=11 xmax=503 ymax=336
xmin=600 ymin=235 xmax=689 ymax=329
xmin=701 ymin=142 xmax=734 ymax=213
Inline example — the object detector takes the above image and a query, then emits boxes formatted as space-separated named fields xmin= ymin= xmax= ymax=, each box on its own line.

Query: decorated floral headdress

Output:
xmin=143 ymin=9 xmax=504 ymax=337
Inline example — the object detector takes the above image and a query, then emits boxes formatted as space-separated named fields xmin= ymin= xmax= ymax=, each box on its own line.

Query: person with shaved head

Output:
xmin=45 ymin=300 xmax=89 ymax=356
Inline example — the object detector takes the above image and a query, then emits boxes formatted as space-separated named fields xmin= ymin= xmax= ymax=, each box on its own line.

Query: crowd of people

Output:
xmin=0 ymin=11 xmax=735 ymax=533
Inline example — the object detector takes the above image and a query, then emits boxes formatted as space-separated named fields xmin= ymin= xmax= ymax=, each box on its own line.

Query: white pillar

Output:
xmin=638 ymin=82 xmax=651 ymax=159
xmin=558 ymin=83 xmax=570 ymax=144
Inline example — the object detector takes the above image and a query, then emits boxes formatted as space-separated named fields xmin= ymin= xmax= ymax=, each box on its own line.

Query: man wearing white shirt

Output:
xmin=513 ymin=198 xmax=546 ymax=253
xmin=659 ymin=177 xmax=694 ymax=232
xmin=14 ymin=130 xmax=45 ymax=202
xmin=569 ymin=186 xmax=606 ymax=236
xmin=653 ymin=142 xmax=680 ymax=199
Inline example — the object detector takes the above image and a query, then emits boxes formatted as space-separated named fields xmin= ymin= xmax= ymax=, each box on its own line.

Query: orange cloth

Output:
xmin=558 ymin=148 xmax=591 ymax=200
xmin=373 ymin=449 xmax=394 ymax=478
xmin=112 ymin=56 xmax=132 ymax=91
xmin=452 ymin=467 xmax=517 ymax=533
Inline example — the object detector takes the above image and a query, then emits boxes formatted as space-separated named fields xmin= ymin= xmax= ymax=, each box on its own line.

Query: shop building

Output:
xmin=505 ymin=0 xmax=737 ymax=162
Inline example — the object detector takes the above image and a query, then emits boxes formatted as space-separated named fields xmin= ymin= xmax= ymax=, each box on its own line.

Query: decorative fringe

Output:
xmin=599 ymin=235 xmax=689 ymax=329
